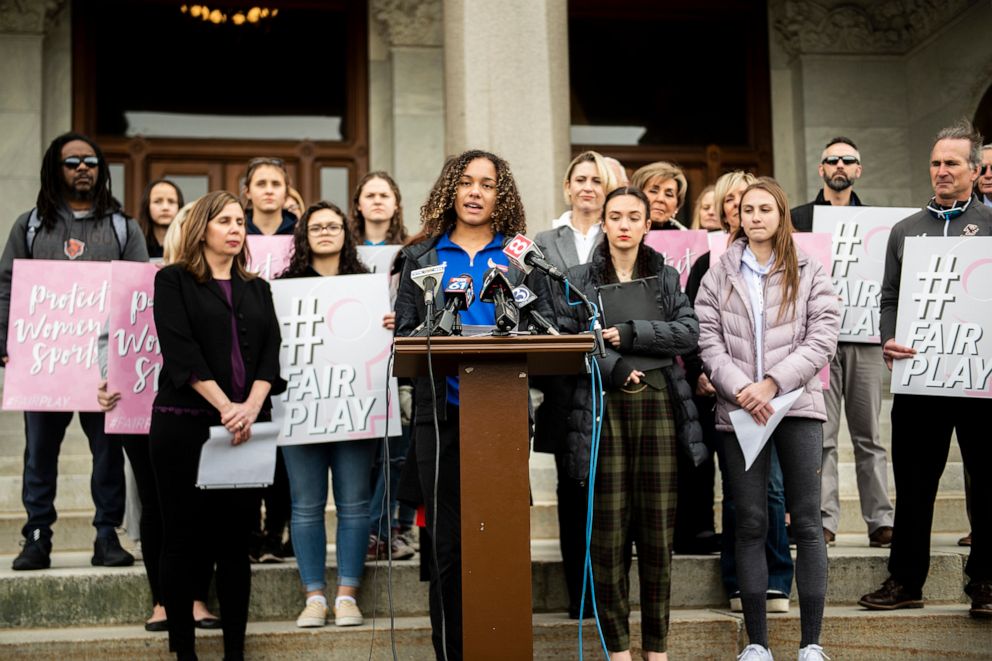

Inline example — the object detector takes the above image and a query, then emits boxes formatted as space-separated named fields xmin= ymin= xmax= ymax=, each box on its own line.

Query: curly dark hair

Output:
xmin=350 ymin=171 xmax=408 ymax=244
xmin=37 ymin=132 xmax=119 ymax=228
xmin=280 ymin=201 xmax=369 ymax=278
xmin=419 ymin=150 xmax=526 ymax=237
xmin=595 ymin=186 xmax=655 ymax=284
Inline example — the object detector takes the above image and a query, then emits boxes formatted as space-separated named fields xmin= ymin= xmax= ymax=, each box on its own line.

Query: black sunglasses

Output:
xmin=980 ymin=164 xmax=992 ymax=176
xmin=63 ymin=156 xmax=100 ymax=169
xmin=821 ymin=156 xmax=860 ymax=166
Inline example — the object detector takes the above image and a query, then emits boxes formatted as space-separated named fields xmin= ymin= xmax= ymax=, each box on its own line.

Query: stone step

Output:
xmin=0 ymin=606 xmax=987 ymax=660
xmin=0 ymin=536 xmax=970 ymax=629
xmin=0 ymin=491 xmax=971 ymax=555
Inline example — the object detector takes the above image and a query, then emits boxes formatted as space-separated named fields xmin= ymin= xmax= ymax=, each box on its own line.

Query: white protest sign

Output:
xmin=357 ymin=245 xmax=402 ymax=274
xmin=271 ymin=273 xmax=401 ymax=444
xmin=813 ymin=206 xmax=918 ymax=343
xmin=891 ymin=236 xmax=992 ymax=398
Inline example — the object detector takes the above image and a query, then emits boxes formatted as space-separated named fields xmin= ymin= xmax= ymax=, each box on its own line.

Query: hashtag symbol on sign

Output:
xmin=912 ymin=254 xmax=959 ymax=319
xmin=281 ymin=296 xmax=324 ymax=364
xmin=832 ymin=222 xmax=862 ymax=278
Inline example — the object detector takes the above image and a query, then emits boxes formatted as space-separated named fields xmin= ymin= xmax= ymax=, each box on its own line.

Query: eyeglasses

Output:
xmin=63 ymin=156 xmax=99 ymax=169
xmin=308 ymin=223 xmax=345 ymax=236
xmin=980 ymin=164 xmax=992 ymax=176
xmin=821 ymin=156 xmax=860 ymax=166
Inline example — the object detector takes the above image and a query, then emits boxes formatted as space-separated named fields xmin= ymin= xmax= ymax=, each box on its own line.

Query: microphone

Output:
xmin=480 ymin=268 xmax=519 ymax=334
xmin=410 ymin=263 xmax=446 ymax=311
xmin=434 ymin=275 xmax=475 ymax=336
xmin=511 ymin=285 xmax=559 ymax=335
xmin=502 ymin=234 xmax=567 ymax=281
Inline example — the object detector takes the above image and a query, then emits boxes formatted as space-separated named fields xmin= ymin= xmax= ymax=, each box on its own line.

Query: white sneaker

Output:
xmin=296 ymin=600 xmax=328 ymax=628
xmin=334 ymin=597 xmax=364 ymax=626
xmin=798 ymin=644 xmax=830 ymax=660
xmin=738 ymin=644 xmax=774 ymax=660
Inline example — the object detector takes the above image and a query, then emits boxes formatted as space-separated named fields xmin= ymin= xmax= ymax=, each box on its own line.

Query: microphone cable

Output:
xmin=564 ymin=279 xmax=610 ymax=660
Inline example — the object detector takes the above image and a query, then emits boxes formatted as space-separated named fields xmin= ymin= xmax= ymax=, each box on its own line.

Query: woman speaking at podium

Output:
xmin=393 ymin=150 xmax=526 ymax=661
xmin=695 ymin=179 xmax=839 ymax=661
xmin=553 ymin=186 xmax=701 ymax=660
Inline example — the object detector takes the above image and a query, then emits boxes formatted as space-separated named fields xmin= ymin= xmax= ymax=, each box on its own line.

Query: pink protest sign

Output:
xmin=2 ymin=260 xmax=109 ymax=411
xmin=247 ymin=236 xmax=294 ymax=280
xmin=105 ymin=262 xmax=161 ymax=434
xmin=708 ymin=232 xmax=730 ymax=263
xmin=644 ymin=230 xmax=709 ymax=289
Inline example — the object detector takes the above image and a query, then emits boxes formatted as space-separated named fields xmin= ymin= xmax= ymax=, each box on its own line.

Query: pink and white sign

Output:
xmin=644 ymin=230 xmax=709 ymax=289
xmin=270 ymin=273 xmax=401 ymax=444
xmin=708 ymin=232 xmax=730 ymax=263
xmin=791 ymin=233 xmax=832 ymax=390
xmin=891 ymin=237 xmax=992 ymax=398
xmin=813 ymin=206 xmax=917 ymax=343
xmin=2 ymin=260 xmax=109 ymax=411
xmin=105 ymin=262 xmax=161 ymax=434
xmin=247 ymin=236 xmax=294 ymax=280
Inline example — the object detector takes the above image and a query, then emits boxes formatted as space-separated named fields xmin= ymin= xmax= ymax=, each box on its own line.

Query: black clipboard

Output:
xmin=595 ymin=277 xmax=672 ymax=371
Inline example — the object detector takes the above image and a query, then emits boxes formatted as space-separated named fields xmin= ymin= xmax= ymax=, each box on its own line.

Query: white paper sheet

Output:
xmin=728 ymin=389 xmax=804 ymax=471
xmin=196 ymin=422 xmax=280 ymax=489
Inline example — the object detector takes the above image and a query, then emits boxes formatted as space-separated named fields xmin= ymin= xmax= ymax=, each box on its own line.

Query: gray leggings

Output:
xmin=721 ymin=417 xmax=827 ymax=648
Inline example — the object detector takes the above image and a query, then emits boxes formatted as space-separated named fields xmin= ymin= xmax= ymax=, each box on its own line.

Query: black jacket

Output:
xmin=790 ymin=189 xmax=863 ymax=233
xmin=543 ymin=244 xmax=705 ymax=481
xmin=153 ymin=264 xmax=286 ymax=411
xmin=393 ymin=235 xmax=527 ymax=424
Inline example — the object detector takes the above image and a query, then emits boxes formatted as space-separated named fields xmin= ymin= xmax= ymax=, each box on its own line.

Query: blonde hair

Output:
xmin=561 ymin=151 xmax=617 ymax=206
xmin=161 ymin=200 xmax=197 ymax=265
xmin=714 ymin=170 xmax=757 ymax=231
xmin=286 ymin=187 xmax=305 ymax=216
xmin=690 ymin=184 xmax=716 ymax=230
xmin=630 ymin=161 xmax=688 ymax=209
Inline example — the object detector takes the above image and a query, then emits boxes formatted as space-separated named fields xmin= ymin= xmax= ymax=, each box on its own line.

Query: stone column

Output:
xmin=369 ymin=0 xmax=445 ymax=234
xmin=0 ymin=1 xmax=65 ymax=235
xmin=443 ymin=0 xmax=570 ymax=235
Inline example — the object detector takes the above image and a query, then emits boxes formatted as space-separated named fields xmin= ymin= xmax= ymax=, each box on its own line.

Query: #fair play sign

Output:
xmin=890 ymin=237 xmax=992 ymax=398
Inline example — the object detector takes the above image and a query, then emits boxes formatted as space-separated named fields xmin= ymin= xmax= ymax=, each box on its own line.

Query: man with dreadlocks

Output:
xmin=393 ymin=149 xmax=527 ymax=660
xmin=0 ymin=132 xmax=148 ymax=571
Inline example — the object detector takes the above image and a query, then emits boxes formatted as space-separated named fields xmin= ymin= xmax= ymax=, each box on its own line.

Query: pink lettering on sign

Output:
xmin=105 ymin=262 xmax=161 ymax=434
xmin=2 ymin=260 xmax=109 ymax=412
xmin=643 ymin=230 xmax=709 ymax=289
xmin=247 ymin=236 xmax=294 ymax=280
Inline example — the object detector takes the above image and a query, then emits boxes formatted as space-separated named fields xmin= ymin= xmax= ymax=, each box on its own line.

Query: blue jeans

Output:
xmin=22 ymin=411 xmax=124 ymax=540
xmin=282 ymin=440 xmax=377 ymax=591
xmin=718 ymin=442 xmax=794 ymax=595
xmin=368 ymin=425 xmax=415 ymax=538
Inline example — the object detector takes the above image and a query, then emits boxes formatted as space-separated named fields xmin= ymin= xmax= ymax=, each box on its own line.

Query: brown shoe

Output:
xmin=869 ymin=526 xmax=893 ymax=548
xmin=823 ymin=528 xmax=836 ymax=546
xmin=958 ymin=533 xmax=973 ymax=547
xmin=859 ymin=577 xmax=923 ymax=610
xmin=968 ymin=582 xmax=992 ymax=619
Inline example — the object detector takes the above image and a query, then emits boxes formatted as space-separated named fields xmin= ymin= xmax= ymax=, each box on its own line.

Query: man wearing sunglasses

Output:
xmin=0 ymin=132 xmax=148 ymax=571
xmin=791 ymin=137 xmax=895 ymax=552
xmin=979 ymin=144 xmax=992 ymax=207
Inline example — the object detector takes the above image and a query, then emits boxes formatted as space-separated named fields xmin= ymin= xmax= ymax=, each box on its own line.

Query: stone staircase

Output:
xmin=0 ymin=378 xmax=981 ymax=659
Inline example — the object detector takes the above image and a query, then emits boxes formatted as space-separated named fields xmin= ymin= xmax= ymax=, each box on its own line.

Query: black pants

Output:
xmin=553 ymin=450 xmax=593 ymax=617
xmin=674 ymin=394 xmax=717 ymax=551
xmin=888 ymin=394 xmax=991 ymax=592
xmin=415 ymin=409 xmax=462 ymax=661
xmin=22 ymin=411 xmax=124 ymax=540
xmin=121 ymin=434 xmax=213 ymax=607
xmin=149 ymin=413 xmax=255 ymax=659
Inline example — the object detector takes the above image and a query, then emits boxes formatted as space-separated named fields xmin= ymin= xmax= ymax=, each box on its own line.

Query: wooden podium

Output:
xmin=393 ymin=334 xmax=594 ymax=660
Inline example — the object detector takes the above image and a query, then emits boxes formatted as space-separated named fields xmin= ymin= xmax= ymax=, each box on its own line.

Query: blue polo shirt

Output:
xmin=435 ymin=231 xmax=508 ymax=406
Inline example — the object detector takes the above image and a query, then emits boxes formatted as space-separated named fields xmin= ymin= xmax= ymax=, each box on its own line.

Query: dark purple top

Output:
xmin=215 ymin=279 xmax=247 ymax=403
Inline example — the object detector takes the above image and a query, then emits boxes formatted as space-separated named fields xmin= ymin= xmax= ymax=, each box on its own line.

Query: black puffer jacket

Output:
xmin=546 ymin=244 xmax=705 ymax=482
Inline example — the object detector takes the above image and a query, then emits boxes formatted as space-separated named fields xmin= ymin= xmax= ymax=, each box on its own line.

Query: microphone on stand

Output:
xmin=434 ymin=274 xmax=475 ymax=336
xmin=502 ymin=234 xmax=567 ymax=281
xmin=511 ymin=284 xmax=559 ymax=335
xmin=480 ymin=268 xmax=519 ymax=335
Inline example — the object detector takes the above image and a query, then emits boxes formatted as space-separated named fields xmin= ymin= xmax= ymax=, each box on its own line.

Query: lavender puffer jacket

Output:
xmin=695 ymin=238 xmax=840 ymax=431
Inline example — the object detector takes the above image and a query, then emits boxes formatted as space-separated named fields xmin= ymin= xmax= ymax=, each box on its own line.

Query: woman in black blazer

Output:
xmin=149 ymin=191 xmax=285 ymax=661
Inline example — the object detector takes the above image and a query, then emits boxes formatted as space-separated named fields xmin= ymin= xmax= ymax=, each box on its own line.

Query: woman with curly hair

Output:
xmin=276 ymin=201 xmax=391 ymax=630
xmin=393 ymin=149 xmax=526 ymax=660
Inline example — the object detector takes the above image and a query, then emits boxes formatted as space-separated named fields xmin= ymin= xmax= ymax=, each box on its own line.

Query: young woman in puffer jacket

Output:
xmin=695 ymin=178 xmax=840 ymax=661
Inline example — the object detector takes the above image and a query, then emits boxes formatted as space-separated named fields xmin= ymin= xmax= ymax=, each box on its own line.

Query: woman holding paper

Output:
xmin=277 ymin=201 xmax=387 ymax=629
xmin=695 ymin=178 xmax=840 ymax=661
xmin=150 ymin=190 xmax=285 ymax=661
xmin=552 ymin=186 xmax=701 ymax=660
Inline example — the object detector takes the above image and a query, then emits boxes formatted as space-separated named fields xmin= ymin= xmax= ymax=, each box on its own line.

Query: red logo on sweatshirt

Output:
xmin=64 ymin=238 xmax=85 ymax=259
